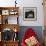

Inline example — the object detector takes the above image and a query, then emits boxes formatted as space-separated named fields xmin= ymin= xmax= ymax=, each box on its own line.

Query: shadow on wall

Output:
xmin=18 ymin=26 xmax=43 ymax=44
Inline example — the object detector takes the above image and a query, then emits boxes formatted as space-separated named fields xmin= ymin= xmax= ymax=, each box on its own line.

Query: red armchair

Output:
xmin=21 ymin=28 xmax=41 ymax=46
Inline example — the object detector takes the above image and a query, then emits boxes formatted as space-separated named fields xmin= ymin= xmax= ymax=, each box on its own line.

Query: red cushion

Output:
xmin=21 ymin=28 xmax=41 ymax=46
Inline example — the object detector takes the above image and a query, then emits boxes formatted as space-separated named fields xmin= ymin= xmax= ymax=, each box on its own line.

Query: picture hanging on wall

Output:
xmin=23 ymin=7 xmax=37 ymax=21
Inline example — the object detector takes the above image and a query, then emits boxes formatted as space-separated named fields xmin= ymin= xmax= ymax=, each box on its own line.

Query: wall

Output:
xmin=18 ymin=0 xmax=44 ymax=26
xmin=0 ymin=0 xmax=15 ymax=7
xmin=0 ymin=0 xmax=44 ymax=26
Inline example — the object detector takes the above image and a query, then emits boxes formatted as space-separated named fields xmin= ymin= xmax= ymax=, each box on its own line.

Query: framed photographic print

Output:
xmin=23 ymin=7 xmax=37 ymax=21
xmin=9 ymin=9 xmax=18 ymax=15
xmin=2 ymin=10 xmax=9 ymax=15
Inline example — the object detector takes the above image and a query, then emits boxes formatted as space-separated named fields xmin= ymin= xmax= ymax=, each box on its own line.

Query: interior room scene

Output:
xmin=0 ymin=0 xmax=46 ymax=46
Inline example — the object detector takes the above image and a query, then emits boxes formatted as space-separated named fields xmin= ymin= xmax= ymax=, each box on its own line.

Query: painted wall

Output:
xmin=18 ymin=0 xmax=44 ymax=26
xmin=0 ymin=0 xmax=44 ymax=26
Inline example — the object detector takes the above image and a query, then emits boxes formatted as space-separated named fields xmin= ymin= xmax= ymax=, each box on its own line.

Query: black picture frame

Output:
xmin=23 ymin=7 xmax=37 ymax=21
